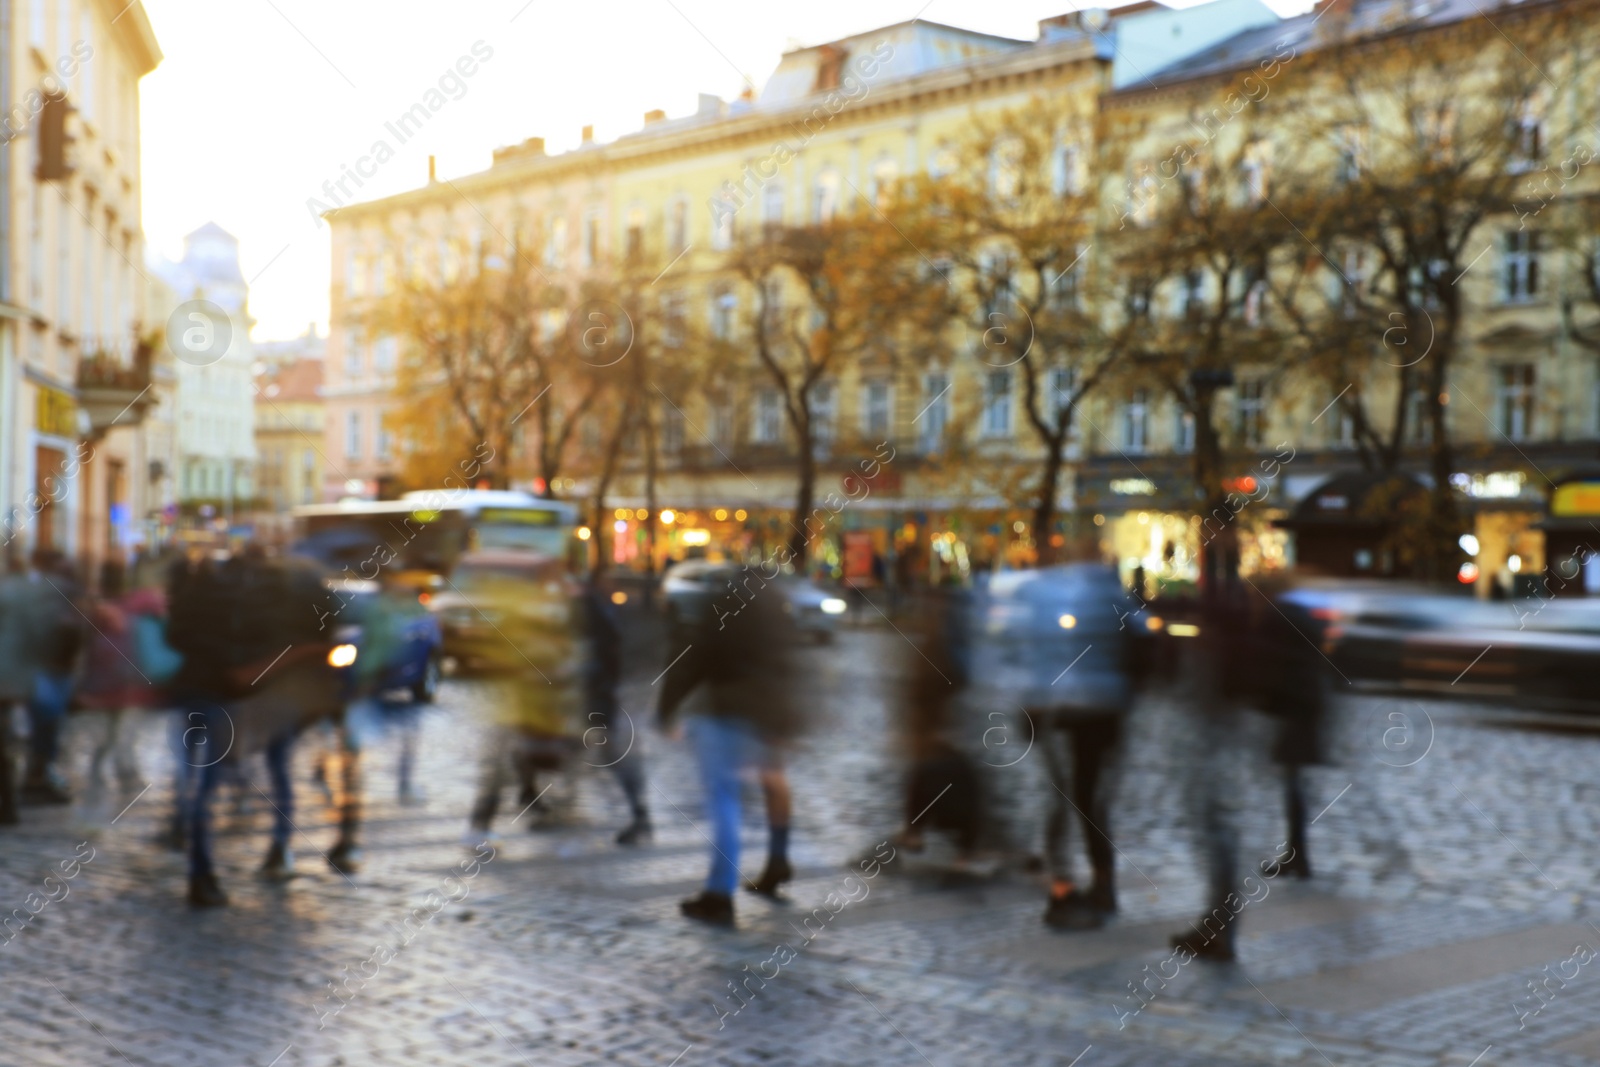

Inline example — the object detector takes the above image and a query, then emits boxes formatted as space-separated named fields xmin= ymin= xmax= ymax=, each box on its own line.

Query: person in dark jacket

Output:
xmin=24 ymin=549 xmax=85 ymax=804
xmin=658 ymin=563 xmax=803 ymax=925
xmin=581 ymin=580 xmax=651 ymax=845
xmin=0 ymin=548 xmax=43 ymax=824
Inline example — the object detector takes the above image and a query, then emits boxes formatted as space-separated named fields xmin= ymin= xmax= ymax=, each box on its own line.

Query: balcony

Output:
xmin=76 ymin=342 xmax=155 ymax=437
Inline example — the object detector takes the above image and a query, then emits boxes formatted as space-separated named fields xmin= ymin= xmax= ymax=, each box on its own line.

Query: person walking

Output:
xmin=76 ymin=561 xmax=167 ymax=794
xmin=580 ymin=578 xmax=651 ymax=845
xmin=24 ymin=550 xmax=85 ymax=805
xmin=0 ymin=549 xmax=43 ymax=824
xmin=657 ymin=563 xmax=803 ymax=926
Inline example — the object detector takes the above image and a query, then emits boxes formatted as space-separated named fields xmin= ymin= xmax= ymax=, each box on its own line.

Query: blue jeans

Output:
xmin=182 ymin=698 xmax=294 ymax=880
xmin=27 ymin=672 xmax=72 ymax=779
xmin=688 ymin=716 xmax=763 ymax=895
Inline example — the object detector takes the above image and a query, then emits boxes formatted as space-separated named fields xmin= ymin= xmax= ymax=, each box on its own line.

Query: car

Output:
xmin=659 ymin=559 xmax=847 ymax=643
xmin=429 ymin=550 xmax=579 ymax=672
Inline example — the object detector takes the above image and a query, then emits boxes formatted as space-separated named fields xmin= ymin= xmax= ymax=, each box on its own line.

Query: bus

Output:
xmin=290 ymin=490 xmax=585 ymax=589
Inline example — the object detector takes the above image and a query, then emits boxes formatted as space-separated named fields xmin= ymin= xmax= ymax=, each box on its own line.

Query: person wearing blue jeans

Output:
xmin=657 ymin=562 xmax=803 ymax=926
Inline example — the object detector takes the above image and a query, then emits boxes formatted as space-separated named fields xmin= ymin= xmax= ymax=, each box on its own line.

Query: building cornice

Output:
xmin=100 ymin=0 xmax=162 ymax=76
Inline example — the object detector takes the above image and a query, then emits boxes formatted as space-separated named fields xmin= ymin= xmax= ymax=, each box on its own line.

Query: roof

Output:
xmin=257 ymin=358 xmax=322 ymax=403
xmin=1126 ymin=0 xmax=1557 ymax=94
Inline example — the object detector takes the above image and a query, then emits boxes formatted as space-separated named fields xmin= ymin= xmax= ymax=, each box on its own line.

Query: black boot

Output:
xmin=1170 ymin=928 xmax=1235 ymax=963
xmin=615 ymin=817 xmax=653 ymax=846
xmin=1043 ymin=885 xmax=1105 ymax=930
xmin=259 ymin=842 xmax=295 ymax=881
xmin=188 ymin=873 xmax=229 ymax=908
xmin=680 ymin=890 xmax=735 ymax=926
xmin=328 ymin=838 xmax=362 ymax=875
xmin=744 ymin=856 xmax=793 ymax=899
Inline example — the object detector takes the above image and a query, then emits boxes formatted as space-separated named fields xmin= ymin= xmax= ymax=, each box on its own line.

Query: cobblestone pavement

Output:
xmin=5 ymin=621 xmax=1600 ymax=1066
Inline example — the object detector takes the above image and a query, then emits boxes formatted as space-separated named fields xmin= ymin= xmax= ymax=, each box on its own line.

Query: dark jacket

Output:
xmin=657 ymin=567 xmax=802 ymax=740
xmin=581 ymin=586 xmax=623 ymax=720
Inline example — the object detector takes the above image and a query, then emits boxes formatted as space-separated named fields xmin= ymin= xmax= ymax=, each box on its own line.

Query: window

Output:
xmin=762 ymin=183 xmax=785 ymax=239
xmin=813 ymin=169 xmax=841 ymax=224
xmin=624 ymin=206 xmax=645 ymax=264
xmin=920 ymin=372 xmax=950 ymax=452
xmin=1504 ymin=230 xmax=1540 ymax=301
xmin=868 ymin=158 xmax=899 ymax=209
xmin=374 ymin=337 xmax=396 ymax=374
xmin=1241 ymin=140 xmax=1272 ymax=204
xmin=344 ymin=332 xmax=363 ymax=377
xmin=582 ymin=209 xmax=601 ymax=266
xmin=711 ymin=288 xmax=736 ymax=340
xmin=1123 ymin=390 xmax=1150 ymax=453
xmin=982 ymin=371 xmax=1012 ymax=438
xmin=1048 ymin=248 xmax=1085 ymax=311
xmin=1176 ymin=410 xmax=1196 ymax=454
xmin=1052 ymin=140 xmax=1082 ymax=197
xmin=862 ymin=380 xmax=891 ymax=439
xmin=661 ymin=290 xmax=687 ymax=347
xmin=661 ymin=403 xmax=685 ymax=455
xmin=1497 ymin=363 xmax=1535 ymax=441
xmin=1334 ymin=124 xmax=1366 ymax=184
xmin=544 ymin=216 xmax=567 ymax=270
xmin=989 ymin=139 xmax=1022 ymax=201
xmin=1236 ymin=379 xmax=1266 ymax=448
xmin=710 ymin=197 xmax=735 ymax=250
xmin=667 ymin=199 xmax=689 ymax=254
xmin=754 ymin=389 xmax=783 ymax=443
xmin=1179 ymin=270 xmax=1205 ymax=322
xmin=376 ymin=414 xmax=392 ymax=461
xmin=761 ymin=278 xmax=783 ymax=335
xmin=809 ymin=381 xmax=835 ymax=454
xmin=1511 ymin=95 xmax=1543 ymax=171
xmin=344 ymin=411 xmax=361 ymax=459
xmin=1405 ymin=388 xmax=1433 ymax=444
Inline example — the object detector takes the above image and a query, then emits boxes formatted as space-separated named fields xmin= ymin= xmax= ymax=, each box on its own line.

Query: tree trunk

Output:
xmin=789 ymin=446 xmax=817 ymax=566
xmin=1032 ymin=437 xmax=1065 ymax=567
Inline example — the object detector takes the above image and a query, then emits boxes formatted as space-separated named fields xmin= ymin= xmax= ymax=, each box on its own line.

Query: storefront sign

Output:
xmin=1450 ymin=470 xmax=1527 ymax=499
xmin=1110 ymin=478 xmax=1156 ymax=496
xmin=1552 ymin=481 xmax=1600 ymax=517
xmin=35 ymin=386 xmax=76 ymax=438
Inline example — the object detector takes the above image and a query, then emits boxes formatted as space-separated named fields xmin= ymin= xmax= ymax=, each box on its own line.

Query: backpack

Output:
xmin=132 ymin=614 xmax=182 ymax=684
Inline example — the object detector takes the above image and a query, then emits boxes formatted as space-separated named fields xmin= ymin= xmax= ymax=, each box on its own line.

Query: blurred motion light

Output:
xmin=1012 ymin=521 xmax=1026 ymax=533
xmin=327 ymin=644 xmax=358 ymax=668
xmin=1168 ymin=623 xmax=1201 ymax=638
xmin=1458 ymin=561 xmax=1480 ymax=584
xmin=1058 ymin=613 xmax=1077 ymax=629
xmin=661 ymin=509 xmax=676 ymax=525
xmin=1093 ymin=514 xmax=1105 ymax=526
xmin=714 ymin=508 xmax=729 ymax=521
xmin=576 ymin=526 xmax=592 ymax=541
xmin=1458 ymin=533 xmax=1480 ymax=556
xmin=610 ymin=591 xmax=628 ymax=605
xmin=681 ymin=528 xmax=711 ymax=546
xmin=1508 ymin=554 xmax=1522 ymax=573
xmin=1145 ymin=616 xmax=1164 ymax=632
xmin=614 ymin=508 xmax=629 ymax=519
xmin=821 ymin=597 xmax=848 ymax=615
xmin=735 ymin=509 xmax=748 ymax=521
xmin=635 ymin=508 xmax=649 ymax=520
xmin=613 ymin=519 xmax=629 ymax=533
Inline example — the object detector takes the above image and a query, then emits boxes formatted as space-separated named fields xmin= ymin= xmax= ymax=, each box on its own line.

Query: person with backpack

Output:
xmin=76 ymin=560 xmax=173 ymax=794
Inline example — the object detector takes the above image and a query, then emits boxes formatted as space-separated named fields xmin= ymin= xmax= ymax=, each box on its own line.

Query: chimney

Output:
xmin=581 ymin=125 xmax=594 ymax=144
xmin=523 ymin=136 xmax=546 ymax=155
xmin=644 ymin=108 xmax=667 ymax=125
xmin=427 ymin=155 xmax=437 ymax=183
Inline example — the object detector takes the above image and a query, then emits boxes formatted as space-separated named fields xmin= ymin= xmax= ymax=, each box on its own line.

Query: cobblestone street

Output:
xmin=4 ymin=625 xmax=1600 ymax=1066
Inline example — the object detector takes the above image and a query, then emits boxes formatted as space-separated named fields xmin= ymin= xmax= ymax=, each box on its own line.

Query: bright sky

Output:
xmin=138 ymin=0 xmax=1309 ymax=342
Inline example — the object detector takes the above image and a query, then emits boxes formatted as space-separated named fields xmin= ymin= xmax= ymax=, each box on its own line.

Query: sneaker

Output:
xmin=680 ymin=890 xmax=735 ymax=926
xmin=1170 ymin=929 xmax=1235 ymax=963
xmin=615 ymin=819 xmax=653 ymax=846
xmin=187 ymin=873 xmax=229 ymax=908
xmin=744 ymin=857 xmax=793 ymax=899
xmin=1043 ymin=892 xmax=1105 ymax=930
xmin=259 ymin=842 xmax=296 ymax=882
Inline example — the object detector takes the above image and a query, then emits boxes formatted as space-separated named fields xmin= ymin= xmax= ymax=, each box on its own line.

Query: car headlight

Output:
xmin=821 ymin=597 xmax=848 ymax=615
xmin=327 ymin=644 xmax=358 ymax=668
xmin=1058 ymin=614 xmax=1077 ymax=629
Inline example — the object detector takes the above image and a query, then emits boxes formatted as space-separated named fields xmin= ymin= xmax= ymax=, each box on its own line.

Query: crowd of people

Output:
xmin=0 ymin=537 xmax=1330 ymax=961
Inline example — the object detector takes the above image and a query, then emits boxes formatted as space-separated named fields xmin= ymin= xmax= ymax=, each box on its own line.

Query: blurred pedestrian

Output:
xmin=0 ymin=547 xmax=43 ymax=824
xmin=580 ymin=577 xmax=651 ymax=845
xmin=24 ymin=549 xmax=85 ymax=805
xmin=76 ymin=560 xmax=168 ymax=794
xmin=1023 ymin=564 xmax=1137 ymax=930
xmin=464 ymin=556 xmax=583 ymax=842
xmin=1251 ymin=581 xmax=1326 ymax=880
xmin=658 ymin=565 xmax=803 ymax=925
